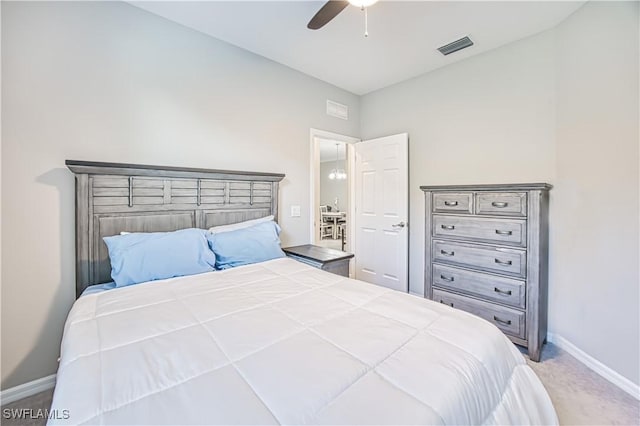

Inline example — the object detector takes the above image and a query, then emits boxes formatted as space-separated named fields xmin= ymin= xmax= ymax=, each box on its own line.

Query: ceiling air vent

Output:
xmin=326 ymin=100 xmax=348 ymax=120
xmin=438 ymin=36 xmax=474 ymax=56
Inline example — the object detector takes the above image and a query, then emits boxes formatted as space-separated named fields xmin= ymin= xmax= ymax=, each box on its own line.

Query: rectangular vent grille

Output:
xmin=326 ymin=100 xmax=348 ymax=120
xmin=438 ymin=36 xmax=474 ymax=56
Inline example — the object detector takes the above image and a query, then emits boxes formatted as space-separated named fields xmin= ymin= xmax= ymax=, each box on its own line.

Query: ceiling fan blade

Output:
xmin=307 ymin=1 xmax=350 ymax=30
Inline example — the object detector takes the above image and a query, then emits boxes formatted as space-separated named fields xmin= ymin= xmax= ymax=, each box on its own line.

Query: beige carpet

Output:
xmin=1 ymin=388 xmax=54 ymax=426
xmin=2 ymin=343 xmax=638 ymax=425
xmin=524 ymin=344 xmax=639 ymax=425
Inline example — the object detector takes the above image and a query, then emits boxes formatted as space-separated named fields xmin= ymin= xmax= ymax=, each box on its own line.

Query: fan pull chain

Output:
xmin=363 ymin=6 xmax=369 ymax=38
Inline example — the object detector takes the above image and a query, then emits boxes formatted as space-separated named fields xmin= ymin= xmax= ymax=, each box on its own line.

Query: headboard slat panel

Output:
xmin=67 ymin=160 xmax=285 ymax=297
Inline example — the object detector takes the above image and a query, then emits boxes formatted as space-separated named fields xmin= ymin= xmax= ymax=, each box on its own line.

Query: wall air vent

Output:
xmin=326 ymin=100 xmax=348 ymax=120
xmin=438 ymin=36 xmax=474 ymax=56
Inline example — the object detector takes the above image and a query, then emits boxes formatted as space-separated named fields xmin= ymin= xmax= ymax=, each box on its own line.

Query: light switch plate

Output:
xmin=291 ymin=205 xmax=301 ymax=217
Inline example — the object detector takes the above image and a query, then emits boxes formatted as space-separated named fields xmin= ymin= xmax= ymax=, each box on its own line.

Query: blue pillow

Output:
xmin=206 ymin=221 xmax=285 ymax=269
xmin=103 ymin=228 xmax=216 ymax=287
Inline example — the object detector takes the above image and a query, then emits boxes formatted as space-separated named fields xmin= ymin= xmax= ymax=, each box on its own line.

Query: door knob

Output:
xmin=392 ymin=221 xmax=406 ymax=228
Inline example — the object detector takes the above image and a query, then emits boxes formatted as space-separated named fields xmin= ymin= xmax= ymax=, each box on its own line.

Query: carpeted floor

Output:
xmin=2 ymin=343 xmax=638 ymax=425
xmin=1 ymin=388 xmax=54 ymax=426
xmin=524 ymin=344 xmax=639 ymax=425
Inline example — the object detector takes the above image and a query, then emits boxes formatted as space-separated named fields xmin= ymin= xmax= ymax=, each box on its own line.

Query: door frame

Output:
xmin=309 ymin=129 xmax=360 ymax=253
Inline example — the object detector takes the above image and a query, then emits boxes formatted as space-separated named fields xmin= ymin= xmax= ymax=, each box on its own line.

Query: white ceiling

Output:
xmin=131 ymin=1 xmax=584 ymax=95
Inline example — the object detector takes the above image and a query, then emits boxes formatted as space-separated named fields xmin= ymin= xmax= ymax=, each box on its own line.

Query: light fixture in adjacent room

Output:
xmin=328 ymin=144 xmax=346 ymax=180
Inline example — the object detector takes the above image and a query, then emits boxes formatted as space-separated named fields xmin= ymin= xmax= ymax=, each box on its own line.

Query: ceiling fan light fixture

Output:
xmin=307 ymin=0 xmax=378 ymax=32
xmin=348 ymin=0 xmax=378 ymax=8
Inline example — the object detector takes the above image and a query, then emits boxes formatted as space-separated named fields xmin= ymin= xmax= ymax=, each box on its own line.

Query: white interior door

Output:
xmin=354 ymin=133 xmax=409 ymax=291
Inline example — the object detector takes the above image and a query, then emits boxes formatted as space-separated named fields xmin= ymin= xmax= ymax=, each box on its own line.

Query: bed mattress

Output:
xmin=50 ymin=257 xmax=557 ymax=425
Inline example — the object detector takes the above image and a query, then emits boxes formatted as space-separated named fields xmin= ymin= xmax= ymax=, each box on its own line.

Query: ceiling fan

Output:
xmin=307 ymin=0 xmax=379 ymax=32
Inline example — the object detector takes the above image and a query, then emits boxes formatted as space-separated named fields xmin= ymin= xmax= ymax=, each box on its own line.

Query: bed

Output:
xmin=49 ymin=160 xmax=557 ymax=425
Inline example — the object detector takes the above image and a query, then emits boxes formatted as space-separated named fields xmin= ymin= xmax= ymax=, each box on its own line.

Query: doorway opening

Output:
xmin=318 ymin=141 xmax=347 ymax=251
xmin=310 ymin=129 xmax=359 ymax=258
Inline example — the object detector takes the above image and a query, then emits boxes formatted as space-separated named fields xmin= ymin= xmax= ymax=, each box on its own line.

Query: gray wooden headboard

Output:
xmin=66 ymin=160 xmax=285 ymax=297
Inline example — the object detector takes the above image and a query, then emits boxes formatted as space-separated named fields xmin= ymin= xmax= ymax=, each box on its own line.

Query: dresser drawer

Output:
xmin=432 ymin=192 xmax=473 ymax=214
xmin=433 ymin=215 xmax=527 ymax=247
xmin=433 ymin=240 xmax=526 ymax=278
xmin=476 ymin=192 xmax=527 ymax=217
xmin=433 ymin=264 xmax=526 ymax=308
xmin=433 ymin=289 xmax=526 ymax=339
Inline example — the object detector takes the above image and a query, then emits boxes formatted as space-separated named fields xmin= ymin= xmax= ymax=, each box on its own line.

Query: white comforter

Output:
xmin=50 ymin=258 xmax=557 ymax=425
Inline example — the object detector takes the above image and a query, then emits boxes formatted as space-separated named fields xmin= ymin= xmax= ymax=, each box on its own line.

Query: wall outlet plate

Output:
xmin=291 ymin=205 xmax=301 ymax=217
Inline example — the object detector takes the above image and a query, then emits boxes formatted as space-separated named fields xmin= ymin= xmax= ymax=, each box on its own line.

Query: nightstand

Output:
xmin=282 ymin=244 xmax=354 ymax=277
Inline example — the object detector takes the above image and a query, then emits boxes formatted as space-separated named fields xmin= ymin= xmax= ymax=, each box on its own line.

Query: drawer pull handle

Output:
xmin=494 ymin=258 xmax=513 ymax=266
xmin=495 ymin=229 xmax=513 ymax=236
xmin=440 ymin=250 xmax=455 ymax=257
xmin=494 ymin=287 xmax=513 ymax=296
xmin=441 ymin=225 xmax=455 ymax=230
xmin=491 ymin=202 xmax=509 ymax=208
xmin=493 ymin=316 xmax=512 ymax=326
xmin=444 ymin=201 xmax=459 ymax=206
xmin=440 ymin=274 xmax=454 ymax=282
xmin=440 ymin=300 xmax=454 ymax=307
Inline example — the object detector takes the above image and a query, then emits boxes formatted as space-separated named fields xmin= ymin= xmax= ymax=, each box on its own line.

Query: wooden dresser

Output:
xmin=420 ymin=183 xmax=551 ymax=361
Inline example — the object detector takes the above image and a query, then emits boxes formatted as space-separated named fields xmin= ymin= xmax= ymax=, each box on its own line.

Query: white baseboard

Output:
xmin=0 ymin=374 xmax=56 ymax=405
xmin=547 ymin=333 xmax=639 ymax=400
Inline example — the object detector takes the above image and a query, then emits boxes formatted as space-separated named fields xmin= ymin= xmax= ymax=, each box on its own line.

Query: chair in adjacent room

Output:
xmin=319 ymin=206 xmax=334 ymax=239
xmin=339 ymin=221 xmax=347 ymax=251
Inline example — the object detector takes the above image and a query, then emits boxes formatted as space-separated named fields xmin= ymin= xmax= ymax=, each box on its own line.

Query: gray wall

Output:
xmin=361 ymin=1 xmax=638 ymax=386
xmin=361 ymin=30 xmax=557 ymax=295
xmin=1 ymin=1 xmax=360 ymax=389
xmin=320 ymin=160 xmax=348 ymax=211
xmin=551 ymin=1 xmax=639 ymax=388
